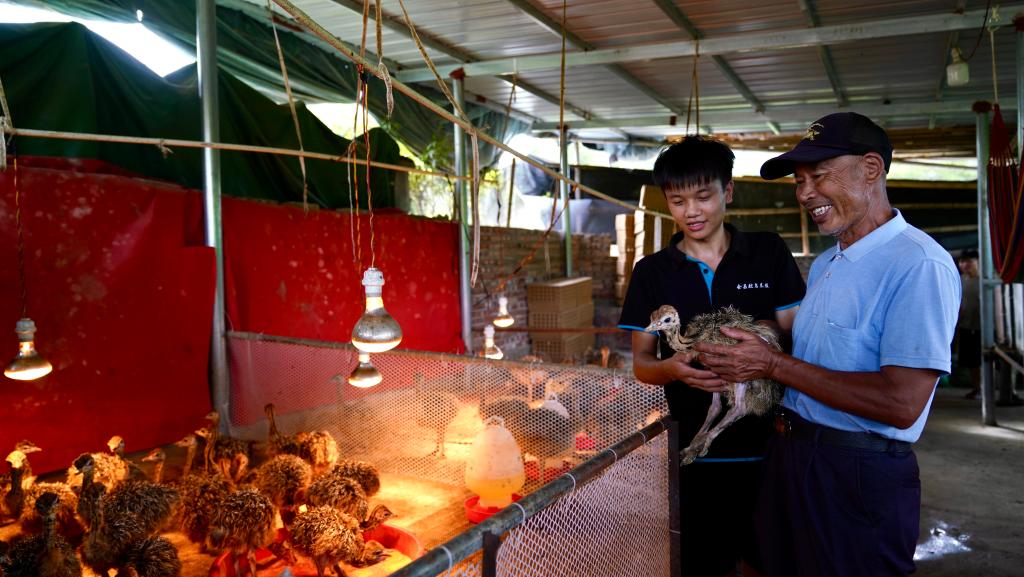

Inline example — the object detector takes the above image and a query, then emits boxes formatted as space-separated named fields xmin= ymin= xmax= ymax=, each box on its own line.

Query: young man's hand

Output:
xmin=663 ymin=351 xmax=731 ymax=393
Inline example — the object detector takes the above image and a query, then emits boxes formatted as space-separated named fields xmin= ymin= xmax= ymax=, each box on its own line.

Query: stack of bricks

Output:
xmin=614 ymin=213 xmax=635 ymax=304
xmin=527 ymin=277 xmax=595 ymax=362
xmin=613 ymin=185 xmax=676 ymax=304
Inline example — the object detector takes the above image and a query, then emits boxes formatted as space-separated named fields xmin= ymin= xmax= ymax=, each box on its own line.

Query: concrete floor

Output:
xmin=914 ymin=387 xmax=1024 ymax=576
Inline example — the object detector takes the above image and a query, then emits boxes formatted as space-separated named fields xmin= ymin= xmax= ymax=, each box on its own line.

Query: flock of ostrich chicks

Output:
xmin=0 ymin=347 xmax=644 ymax=577
xmin=0 ymin=405 xmax=393 ymax=577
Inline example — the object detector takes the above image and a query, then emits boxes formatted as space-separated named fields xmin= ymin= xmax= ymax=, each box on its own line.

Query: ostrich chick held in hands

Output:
xmin=646 ymin=305 xmax=782 ymax=464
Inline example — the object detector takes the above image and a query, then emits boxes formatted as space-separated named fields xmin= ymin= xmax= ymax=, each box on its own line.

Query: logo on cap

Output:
xmin=804 ymin=122 xmax=824 ymax=142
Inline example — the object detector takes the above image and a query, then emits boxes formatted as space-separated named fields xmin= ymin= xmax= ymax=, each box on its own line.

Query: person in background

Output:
xmin=957 ymin=249 xmax=981 ymax=399
xmin=618 ymin=136 xmax=805 ymax=577
xmin=694 ymin=112 xmax=960 ymax=577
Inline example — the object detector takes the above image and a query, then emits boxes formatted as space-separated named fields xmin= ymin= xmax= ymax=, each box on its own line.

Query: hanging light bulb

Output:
xmin=946 ymin=47 xmax=969 ymax=87
xmin=351 ymin=267 xmax=402 ymax=353
xmin=481 ymin=325 xmax=503 ymax=360
xmin=347 ymin=352 xmax=382 ymax=388
xmin=5 ymin=318 xmax=52 ymax=381
xmin=493 ymin=295 xmax=514 ymax=328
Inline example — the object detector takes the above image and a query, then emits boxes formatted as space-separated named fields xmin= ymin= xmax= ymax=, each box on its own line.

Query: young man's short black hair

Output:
xmin=960 ymin=249 xmax=979 ymax=262
xmin=652 ymin=136 xmax=735 ymax=192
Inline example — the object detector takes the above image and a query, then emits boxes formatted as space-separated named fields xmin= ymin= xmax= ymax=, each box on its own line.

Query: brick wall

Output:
xmin=471 ymin=226 xmax=619 ymax=358
xmin=471 ymin=227 xmax=814 ymax=359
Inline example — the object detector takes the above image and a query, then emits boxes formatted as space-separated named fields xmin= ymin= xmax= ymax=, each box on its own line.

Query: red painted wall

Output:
xmin=0 ymin=158 xmax=462 ymax=474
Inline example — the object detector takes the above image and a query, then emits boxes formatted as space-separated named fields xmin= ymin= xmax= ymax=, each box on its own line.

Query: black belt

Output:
xmin=774 ymin=410 xmax=912 ymax=453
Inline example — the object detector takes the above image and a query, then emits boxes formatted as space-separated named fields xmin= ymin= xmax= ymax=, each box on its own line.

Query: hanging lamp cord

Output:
xmin=13 ymin=153 xmax=27 ymax=318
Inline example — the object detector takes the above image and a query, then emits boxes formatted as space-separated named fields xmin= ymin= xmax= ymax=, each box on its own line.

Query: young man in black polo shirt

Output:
xmin=618 ymin=136 xmax=805 ymax=577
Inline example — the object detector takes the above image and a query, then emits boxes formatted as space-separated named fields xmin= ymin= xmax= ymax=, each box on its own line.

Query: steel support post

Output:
xmin=974 ymin=101 xmax=998 ymax=426
xmin=198 ymin=0 xmax=230 ymax=433
xmin=453 ymin=77 xmax=473 ymax=354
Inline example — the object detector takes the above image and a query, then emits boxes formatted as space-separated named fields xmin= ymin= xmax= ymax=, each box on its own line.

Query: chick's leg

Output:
xmin=246 ymin=549 xmax=260 ymax=577
xmin=682 ymin=391 xmax=723 ymax=465
xmin=694 ymin=383 xmax=751 ymax=458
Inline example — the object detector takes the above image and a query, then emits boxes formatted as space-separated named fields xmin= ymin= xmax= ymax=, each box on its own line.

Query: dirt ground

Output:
xmin=914 ymin=387 xmax=1024 ymax=577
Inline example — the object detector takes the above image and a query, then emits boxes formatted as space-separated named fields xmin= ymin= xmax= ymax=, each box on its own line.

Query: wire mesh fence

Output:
xmin=227 ymin=332 xmax=667 ymax=490
xmin=494 ymin=432 xmax=670 ymax=577
xmin=225 ymin=331 xmax=673 ymax=566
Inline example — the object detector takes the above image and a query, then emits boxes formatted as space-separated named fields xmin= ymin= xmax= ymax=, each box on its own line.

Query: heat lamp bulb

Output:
xmin=351 ymin=268 xmax=402 ymax=353
xmin=481 ymin=325 xmax=503 ymax=360
xmin=4 ymin=318 xmax=52 ymax=381
xmin=347 ymin=352 xmax=383 ymax=388
xmin=493 ymin=296 xmax=514 ymax=328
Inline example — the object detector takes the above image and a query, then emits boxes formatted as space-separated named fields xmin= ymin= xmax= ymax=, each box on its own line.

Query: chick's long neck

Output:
xmin=182 ymin=443 xmax=196 ymax=479
xmin=663 ymin=324 xmax=693 ymax=354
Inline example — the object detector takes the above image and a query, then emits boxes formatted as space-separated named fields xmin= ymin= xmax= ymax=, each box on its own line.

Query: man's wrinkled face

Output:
xmin=664 ymin=179 xmax=733 ymax=243
xmin=793 ymin=155 xmax=876 ymax=247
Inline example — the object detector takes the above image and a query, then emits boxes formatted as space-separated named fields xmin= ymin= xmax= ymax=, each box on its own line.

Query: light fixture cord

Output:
xmin=363 ymin=84 xmax=376 ymax=267
xmin=13 ymin=155 xmax=27 ymax=318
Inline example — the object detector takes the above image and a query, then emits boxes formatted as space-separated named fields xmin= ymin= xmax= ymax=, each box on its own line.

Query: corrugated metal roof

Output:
xmin=239 ymin=0 xmax=1019 ymax=150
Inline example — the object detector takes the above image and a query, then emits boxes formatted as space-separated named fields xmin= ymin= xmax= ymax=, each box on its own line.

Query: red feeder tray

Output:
xmin=464 ymin=493 xmax=523 ymax=524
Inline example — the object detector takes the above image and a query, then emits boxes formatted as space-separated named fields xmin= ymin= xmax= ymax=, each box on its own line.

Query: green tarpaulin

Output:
xmin=19 ymin=0 xmax=530 ymax=168
xmin=0 ymin=21 xmax=404 ymax=208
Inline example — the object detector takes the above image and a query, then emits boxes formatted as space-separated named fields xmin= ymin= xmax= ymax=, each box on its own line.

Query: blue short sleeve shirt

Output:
xmin=785 ymin=210 xmax=961 ymax=442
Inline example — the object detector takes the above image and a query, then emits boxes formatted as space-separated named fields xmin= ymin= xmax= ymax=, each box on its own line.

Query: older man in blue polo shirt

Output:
xmin=694 ymin=113 xmax=960 ymax=577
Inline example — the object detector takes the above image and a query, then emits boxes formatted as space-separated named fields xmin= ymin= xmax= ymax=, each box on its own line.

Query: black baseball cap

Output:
xmin=760 ymin=112 xmax=893 ymax=180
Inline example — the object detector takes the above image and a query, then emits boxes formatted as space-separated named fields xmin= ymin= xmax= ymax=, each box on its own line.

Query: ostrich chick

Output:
xmin=325 ymin=461 xmax=380 ymax=498
xmin=288 ymin=506 xmax=389 ymax=577
xmin=194 ymin=417 xmax=250 ymax=485
xmin=65 ymin=437 xmax=130 ymax=490
xmin=305 ymin=474 xmax=367 ymax=524
xmin=264 ymin=404 xmax=339 ymax=477
xmin=207 ymin=488 xmax=277 ymax=577
xmin=6 ymin=451 xmax=82 ymax=544
xmin=80 ymin=483 xmax=148 ymax=576
xmin=140 ymin=449 xmax=167 ymax=484
xmin=172 ymin=435 xmax=231 ymax=548
xmin=0 ymin=492 xmax=81 ymax=577
xmin=254 ymin=454 xmax=312 ymax=526
xmin=414 ymin=373 xmax=459 ymax=458
xmin=117 ymin=535 xmax=182 ymax=577
xmin=3 ymin=442 xmax=41 ymax=521
xmin=646 ymin=305 xmax=782 ymax=464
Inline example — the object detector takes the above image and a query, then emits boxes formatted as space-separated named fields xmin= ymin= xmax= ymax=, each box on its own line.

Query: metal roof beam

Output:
xmin=531 ymin=99 xmax=1014 ymax=130
xmin=502 ymin=0 xmax=687 ymax=116
xmin=323 ymin=0 xmax=595 ymax=122
xmin=650 ymin=0 xmax=769 ymax=127
xmin=797 ymin=0 xmax=847 ymax=107
xmin=397 ymin=5 xmax=1017 ymax=82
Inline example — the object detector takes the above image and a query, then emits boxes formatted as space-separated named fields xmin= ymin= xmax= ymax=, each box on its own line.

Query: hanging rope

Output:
xmin=270 ymin=0 xmax=672 ymax=220
xmin=685 ymin=39 xmax=700 ymax=135
xmin=558 ymin=0 xmax=568 ymax=145
xmin=0 ymin=75 xmax=10 ymax=172
xmin=363 ymin=81 xmax=377 ymax=268
xmin=489 ymin=190 xmax=568 ymax=298
xmin=506 ymin=159 xmax=516 ymax=228
xmin=373 ymin=0 xmax=394 ymax=117
xmin=392 ymin=0 xmax=481 ymax=285
xmin=988 ymin=23 xmax=1000 ymax=104
xmin=267 ymin=0 xmax=309 ymax=211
